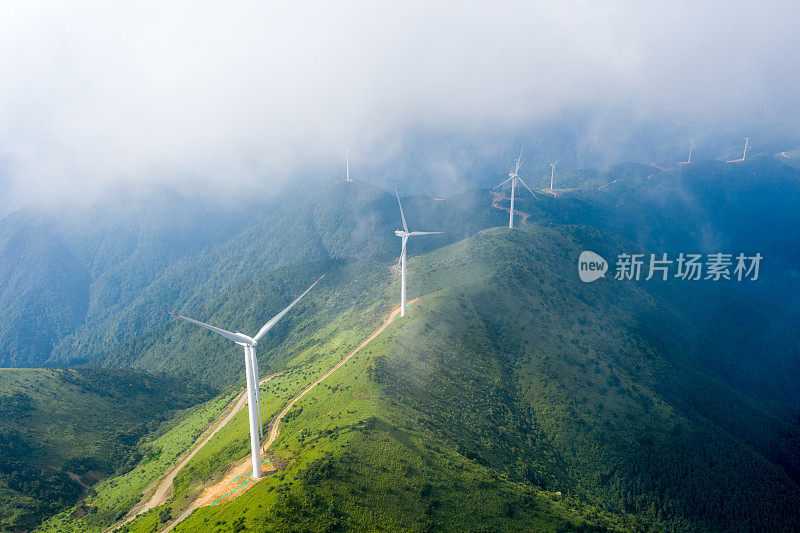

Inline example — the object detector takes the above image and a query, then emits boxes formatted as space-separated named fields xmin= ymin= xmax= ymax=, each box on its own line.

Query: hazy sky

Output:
xmin=1 ymin=1 xmax=798 ymax=205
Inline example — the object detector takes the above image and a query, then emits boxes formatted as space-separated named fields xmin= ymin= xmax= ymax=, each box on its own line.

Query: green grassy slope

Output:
xmin=38 ymin=258 xmax=398 ymax=532
xmin=45 ymin=236 xmax=643 ymax=533
xmin=0 ymin=368 xmax=215 ymax=532
xmin=169 ymin=299 xmax=642 ymax=532
xmin=162 ymin=226 xmax=799 ymax=532
xmin=37 ymin=390 xmax=234 ymax=533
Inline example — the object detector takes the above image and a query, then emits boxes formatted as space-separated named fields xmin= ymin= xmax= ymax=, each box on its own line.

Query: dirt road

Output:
xmin=105 ymin=373 xmax=281 ymax=533
xmin=489 ymin=190 xmax=532 ymax=223
xmin=264 ymin=299 xmax=415 ymax=450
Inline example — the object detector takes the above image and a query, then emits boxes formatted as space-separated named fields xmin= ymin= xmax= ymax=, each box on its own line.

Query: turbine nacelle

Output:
xmin=395 ymin=230 xmax=409 ymax=237
xmin=234 ymin=334 xmax=257 ymax=347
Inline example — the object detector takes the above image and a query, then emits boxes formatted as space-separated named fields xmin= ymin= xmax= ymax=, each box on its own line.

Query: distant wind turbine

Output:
xmin=345 ymin=149 xmax=352 ymax=182
xmin=550 ymin=159 xmax=561 ymax=189
xmin=394 ymin=189 xmax=442 ymax=317
xmin=164 ymin=273 xmax=326 ymax=479
xmin=762 ymin=108 xmax=780 ymax=123
xmin=687 ymin=138 xmax=694 ymax=164
xmin=493 ymin=147 xmax=537 ymax=228
xmin=727 ymin=137 xmax=752 ymax=163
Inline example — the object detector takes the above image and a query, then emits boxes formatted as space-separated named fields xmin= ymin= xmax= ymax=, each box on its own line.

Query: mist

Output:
xmin=1 ymin=0 xmax=799 ymax=207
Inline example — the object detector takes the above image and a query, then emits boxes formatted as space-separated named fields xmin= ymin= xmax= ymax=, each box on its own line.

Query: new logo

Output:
xmin=578 ymin=251 xmax=608 ymax=282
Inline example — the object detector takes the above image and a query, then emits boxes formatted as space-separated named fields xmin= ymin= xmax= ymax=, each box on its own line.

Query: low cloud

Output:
xmin=1 ymin=1 xmax=798 ymax=205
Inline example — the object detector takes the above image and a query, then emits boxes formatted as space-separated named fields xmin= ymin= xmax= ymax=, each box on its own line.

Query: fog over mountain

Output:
xmin=1 ymin=1 xmax=799 ymax=207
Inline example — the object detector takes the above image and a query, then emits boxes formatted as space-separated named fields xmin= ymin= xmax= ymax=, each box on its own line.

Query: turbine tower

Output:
xmin=345 ymin=149 xmax=352 ymax=182
xmin=550 ymin=159 xmax=561 ymax=189
xmin=394 ymin=189 xmax=442 ymax=317
xmin=687 ymin=138 xmax=694 ymax=164
xmin=493 ymin=147 xmax=537 ymax=228
xmin=164 ymin=273 xmax=326 ymax=479
xmin=742 ymin=137 xmax=750 ymax=161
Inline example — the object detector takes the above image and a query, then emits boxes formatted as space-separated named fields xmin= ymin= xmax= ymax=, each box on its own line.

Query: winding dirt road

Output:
xmin=489 ymin=190 xmax=532 ymax=223
xmin=264 ymin=299 xmax=415 ymax=450
xmin=161 ymin=300 xmax=416 ymax=532
xmin=105 ymin=373 xmax=281 ymax=533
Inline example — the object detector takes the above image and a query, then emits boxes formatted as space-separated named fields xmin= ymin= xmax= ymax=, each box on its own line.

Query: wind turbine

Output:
xmin=550 ymin=159 xmax=561 ymax=189
xmin=394 ymin=189 xmax=442 ymax=317
xmin=742 ymin=137 xmax=750 ymax=161
xmin=687 ymin=138 xmax=694 ymax=164
xmin=345 ymin=149 xmax=353 ymax=182
xmin=493 ymin=147 xmax=537 ymax=228
xmin=164 ymin=273 xmax=326 ymax=480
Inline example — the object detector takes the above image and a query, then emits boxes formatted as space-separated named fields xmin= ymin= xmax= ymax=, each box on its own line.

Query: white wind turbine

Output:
xmin=679 ymin=138 xmax=694 ymax=165
xmin=394 ymin=189 xmax=442 ymax=317
xmin=345 ymin=149 xmax=353 ymax=182
xmin=164 ymin=273 xmax=326 ymax=479
xmin=728 ymin=137 xmax=751 ymax=163
xmin=550 ymin=159 xmax=561 ymax=189
xmin=493 ymin=147 xmax=537 ymax=228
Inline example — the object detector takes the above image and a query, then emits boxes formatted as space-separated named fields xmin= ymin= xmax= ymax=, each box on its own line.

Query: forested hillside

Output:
xmin=0 ymin=368 xmax=214 ymax=532
xmin=0 ymin=214 xmax=91 ymax=367
xmin=0 ymin=190 xmax=254 ymax=367
xmin=545 ymin=157 xmax=800 ymax=307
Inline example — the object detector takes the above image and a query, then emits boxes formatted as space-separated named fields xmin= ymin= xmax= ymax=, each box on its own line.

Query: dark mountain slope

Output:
xmin=367 ymin=227 xmax=800 ymax=531
xmin=0 ymin=215 xmax=91 ymax=366
xmin=0 ymin=368 xmax=213 ymax=532
xmin=0 ymin=190 xmax=254 ymax=367
xmin=548 ymin=158 xmax=800 ymax=293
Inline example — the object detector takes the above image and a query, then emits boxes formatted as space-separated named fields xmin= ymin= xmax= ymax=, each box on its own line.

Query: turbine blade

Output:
xmin=395 ymin=188 xmax=409 ymax=233
xmin=408 ymin=231 xmax=444 ymax=236
xmin=163 ymin=311 xmax=240 ymax=344
xmin=253 ymin=273 xmax=327 ymax=342
xmin=492 ymin=176 xmax=514 ymax=189
xmin=516 ymin=176 xmax=538 ymax=198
